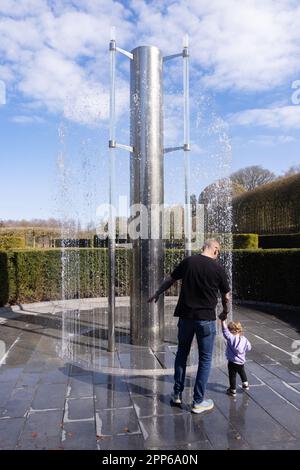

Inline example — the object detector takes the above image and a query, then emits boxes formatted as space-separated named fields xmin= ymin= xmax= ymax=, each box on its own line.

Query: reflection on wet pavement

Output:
xmin=0 ymin=302 xmax=300 ymax=449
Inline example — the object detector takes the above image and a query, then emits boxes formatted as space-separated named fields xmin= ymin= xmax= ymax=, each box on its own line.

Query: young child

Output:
xmin=220 ymin=319 xmax=252 ymax=397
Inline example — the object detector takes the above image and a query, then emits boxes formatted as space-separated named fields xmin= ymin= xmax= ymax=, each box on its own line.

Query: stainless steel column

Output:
xmin=130 ymin=46 xmax=164 ymax=349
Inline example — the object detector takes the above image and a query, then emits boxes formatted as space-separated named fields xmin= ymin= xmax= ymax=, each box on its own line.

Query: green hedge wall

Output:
xmin=232 ymin=173 xmax=300 ymax=234
xmin=232 ymin=249 xmax=300 ymax=305
xmin=259 ymin=233 xmax=300 ymax=249
xmin=0 ymin=248 xmax=299 ymax=306
xmin=233 ymin=234 xmax=258 ymax=249
xmin=0 ymin=249 xmax=132 ymax=305
xmin=0 ymin=236 xmax=25 ymax=250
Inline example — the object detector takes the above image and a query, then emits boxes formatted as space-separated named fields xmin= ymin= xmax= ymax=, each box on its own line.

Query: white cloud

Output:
xmin=0 ymin=64 xmax=13 ymax=81
xmin=230 ymin=105 xmax=300 ymax=128
xmin=131 ymin=0 xmax=300 ymax=91
xmin=244 ymin=134 xmax=296 ymax=146
xmin=0 ymin=1 xmax=133 ymax=125
xmin=0 ymin=0 xmax=46 ymax=17
xmin=10 ymin=115 xmax=45 ymax=124
xmin=2 ymin=0 xmax=300 ymax=124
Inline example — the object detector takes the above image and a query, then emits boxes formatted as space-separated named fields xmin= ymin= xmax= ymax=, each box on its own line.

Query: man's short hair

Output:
xmin=202 ymin=238 xmax=220 ymax=251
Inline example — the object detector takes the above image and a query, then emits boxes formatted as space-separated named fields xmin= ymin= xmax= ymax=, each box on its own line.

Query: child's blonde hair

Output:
xmin=228 ymin=321 xmax=243 ymax=335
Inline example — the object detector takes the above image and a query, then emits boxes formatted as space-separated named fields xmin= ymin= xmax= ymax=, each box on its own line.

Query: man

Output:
xmin=148 ymin=239 xmax=230 ymax=414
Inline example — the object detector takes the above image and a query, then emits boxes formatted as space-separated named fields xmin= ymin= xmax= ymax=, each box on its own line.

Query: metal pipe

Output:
xmin=108 ymin=35 xmax=116 ymax=352
xmin=183 ymin=35 xmax=191 ymax=257
xmin=130 ymin=46 xmax=164 ymax=349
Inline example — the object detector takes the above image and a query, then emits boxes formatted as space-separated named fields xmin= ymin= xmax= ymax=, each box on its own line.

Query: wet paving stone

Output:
xmin=273 ymin=327 xmax=300 ymax=341
xmin=3 ymin=344 xmax=35 ymax=367
xmin=16 ymin=372 xmax=41 ymax=388
xmin=95 ymin=386 xmax=133 ymax=410
xmin=97 ymin=408 xmax=140 ymax=436
xmin=119 ymin=351 xmax=163 ymax=370
xmin=155 ymin=351 xmax=176 ymax=369
xmin=39 ymin=366 xmax=69 ymax=384
xmin=69 ymin=364 xmax=93 ymax=376
xmin=125 ymin=375 xmax=175 ymax=397
xmin=32 ymin=383 xmax=67 ymax=409
xmin=0 ymin=381 xmax=17 ymax=407
xmin=254 ymin=439 xmax=300 ymax=450
xmin=66 ymin=397 xmax=95 ymax=421
xmin=16 ymin=435 xmax=62 ymax=450
xmin=0 ymin=366 xmax=23 ymax=384
xmin=22 ymin=359 xmax=47 ymax=373
xmin=213 ymin=393 xmax=295 ymax=447
xmin=247 ymin=385 xmax=300 ymax=437
xmin=200 ymin=405 xmax=251 ymax=450
xmin=93 ymin=373 xmax=129 ymax=392
xmin=98 ymin=433 xmax=146 ymax=450
xmin=18 ymin=409 xmax=63 ymax=447
xmin=139 ymin=413 xmax=208 ymax=448
xmin=159 ymin=440 xmax=213 ymax=450
xmin=0 ymin=417 xmax=25 ymax=449
xmin=61 ymin=421 xmax=97 ymax=450
xmin=266 ymin=378 xmax=300 ymax=409
xmin=259 ymin=363 xmax=300 ymax=383
xmin=68 ymin=375 xmax=93 ymax=398
xmin=1 ymin=386 xmax=36 ymax=418
xmin=246 ymin=361 xmax=278 ymax=382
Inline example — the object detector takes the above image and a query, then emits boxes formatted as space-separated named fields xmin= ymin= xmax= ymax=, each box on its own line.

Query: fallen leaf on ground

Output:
xmin=31 ymin=432 xmax=38 ymax=438
xmin=96 ymin=435 xmax=108 ymax=440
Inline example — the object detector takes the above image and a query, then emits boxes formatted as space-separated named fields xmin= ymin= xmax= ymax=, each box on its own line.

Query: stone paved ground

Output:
xmin=0 ymin=302 xmax=300 ymax=450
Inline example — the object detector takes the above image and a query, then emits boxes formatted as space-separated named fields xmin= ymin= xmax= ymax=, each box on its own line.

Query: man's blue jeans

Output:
xmin=174 ymin=318 xmax=216 ymax=404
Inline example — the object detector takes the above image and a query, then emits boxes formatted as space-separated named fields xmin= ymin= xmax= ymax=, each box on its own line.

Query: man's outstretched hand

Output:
xmin=148 ymin=293 xmax=159 ymax=303
xmin=218 ymin=311 xmax=228 ymax=321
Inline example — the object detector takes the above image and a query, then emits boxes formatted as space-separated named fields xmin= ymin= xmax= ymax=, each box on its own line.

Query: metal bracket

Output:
xmin=164 ymin=146 xmax=184 ymax=154
xmin=109 ymin=40 xmax=133 ymax=60
xmin=116 ymin=46 xmax=133 ymax=60
xmin=109 ymin=140 xmax=134 ymax=153
xmin=163 ymin=52 xmax=183 ymax=62
xmin=164 ymin=143 xmax=190 ymax=154
xmin=163 ymin=47 xmax=189 ymax=62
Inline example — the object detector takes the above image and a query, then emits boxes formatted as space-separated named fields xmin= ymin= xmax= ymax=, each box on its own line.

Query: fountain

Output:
xmin=58 ymin=34 xmax=232 ymax=373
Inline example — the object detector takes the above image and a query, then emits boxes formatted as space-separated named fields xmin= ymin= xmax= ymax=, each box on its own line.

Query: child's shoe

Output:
xmin=242 ymin=382 xmax=249 ymax=391
xmin=226 ymin=388 xmax=237 ymax=397
xmin=170 ymin=392 xmax=182 ymax=405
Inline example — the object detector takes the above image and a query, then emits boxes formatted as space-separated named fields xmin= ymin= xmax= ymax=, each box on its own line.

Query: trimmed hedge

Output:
xmin=0 ymin=248 xmax=299 ymax=306
xmin=0 ymin=236 xmax=25 ymax=250
xmin=233 ymin=234 xmax=258 ymax=249
xmin=53 ymin=239 xmax=92 ymax=248
xmin=232 ymin=249 xmax=300 ymax=306
xmin=232 ymin=173 xmax=300 ymax=234
xmin=259 ymin=233 xmax=300 ymax=249
xmin=0 ymin=249 xmax=131 ymax=305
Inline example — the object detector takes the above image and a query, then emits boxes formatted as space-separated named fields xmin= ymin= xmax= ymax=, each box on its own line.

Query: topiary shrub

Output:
xmin=0 ymin=236 xmax=25 ymax=250
xmin=232 ymin=249 xmax=300 ymax=306
xmin=233 ymin=234 xmax=259 ymax=249
xmin=259 ymin=233 xmax=300 ymax=249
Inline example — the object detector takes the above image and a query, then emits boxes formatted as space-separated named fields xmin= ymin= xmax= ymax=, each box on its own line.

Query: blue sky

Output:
xmin=1 ymin=0 xmax=300 ymax=223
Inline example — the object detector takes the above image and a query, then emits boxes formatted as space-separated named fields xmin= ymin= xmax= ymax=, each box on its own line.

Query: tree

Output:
xmin=283 ymin=165 xmax=300 ymax=177
xmin=230 ymin=165 xmax=276 ymax=191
